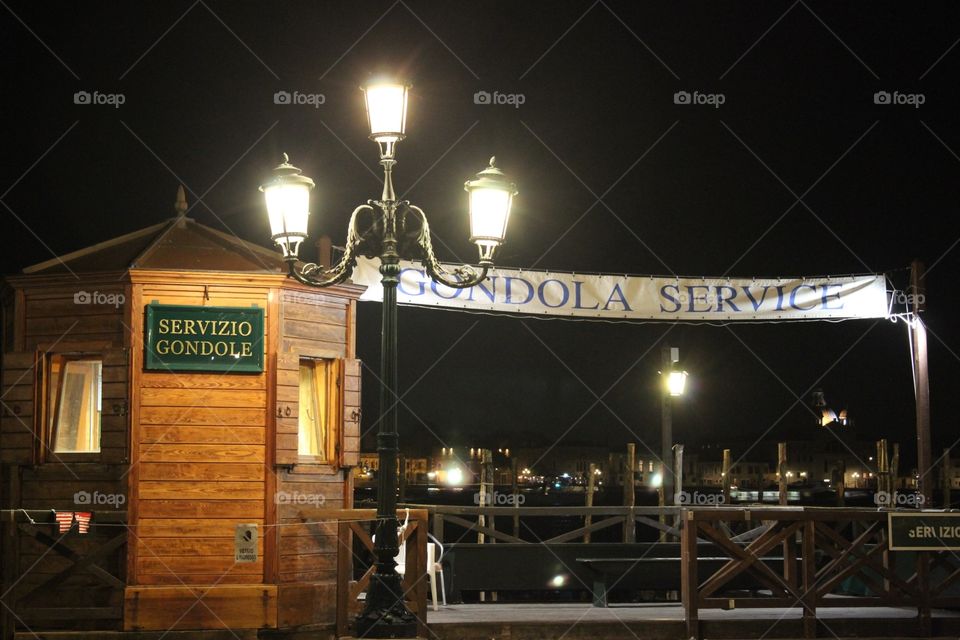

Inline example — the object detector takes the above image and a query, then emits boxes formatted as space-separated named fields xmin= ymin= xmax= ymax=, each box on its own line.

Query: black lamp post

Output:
xmin=260 ymin=80 xmax=517 ymax=638
xmin=660 ymin=345 xmax=687 ymax=505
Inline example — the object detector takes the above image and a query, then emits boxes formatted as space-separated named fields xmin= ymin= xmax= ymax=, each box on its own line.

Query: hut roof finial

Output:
xmin=174 ymin=185 xmax=188 ymax=216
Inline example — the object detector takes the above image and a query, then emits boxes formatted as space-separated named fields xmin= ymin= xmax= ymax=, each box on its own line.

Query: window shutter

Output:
xmin=326 ymin=358 xmax=343 ymax=467
xmin=341 ymin=358 xmax=361 ymax=468
xmin=0 ymin=351 xmax=38 ymax=464
xmin=275 ymin=355 xmax=299 ymax=466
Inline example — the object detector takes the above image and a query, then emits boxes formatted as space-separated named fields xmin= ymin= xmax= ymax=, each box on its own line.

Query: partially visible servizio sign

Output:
xmin=145 ymin=304 xmax=264 ymax=373
xmin=888 ymin=512 xmax=960 ymax=551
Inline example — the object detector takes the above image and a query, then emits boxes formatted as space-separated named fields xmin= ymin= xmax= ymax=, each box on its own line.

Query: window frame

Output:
xmin=294 ymin=356 xmax=343 ymax=468
xmin=41 ymin=351 xmax=104 ymax=462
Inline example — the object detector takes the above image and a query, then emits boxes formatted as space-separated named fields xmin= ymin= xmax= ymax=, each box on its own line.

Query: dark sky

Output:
xmin=2 ymin=2 xmax=959 ymax=467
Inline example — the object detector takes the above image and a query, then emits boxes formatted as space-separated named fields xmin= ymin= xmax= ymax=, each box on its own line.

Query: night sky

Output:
xmin=2 ymin=2 xmax=959 ymax=468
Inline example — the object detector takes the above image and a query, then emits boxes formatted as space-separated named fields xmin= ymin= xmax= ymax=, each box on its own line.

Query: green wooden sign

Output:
xmin=145 ymin=304 xmax=264 ymax=373
xmin=888 ymin=512 xmax=960 ymax=551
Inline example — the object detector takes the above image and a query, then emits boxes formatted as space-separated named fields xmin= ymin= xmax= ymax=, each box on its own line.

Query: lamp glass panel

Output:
xmin=667 ymin=370 xmax=687 ymax=396
xmin=469 ymin=187 xmax=511 ymax=245
xmin=264 ymin=183 xmax=310 ymax=238
xmin=365 ymin=84 xmax=407 ymax=139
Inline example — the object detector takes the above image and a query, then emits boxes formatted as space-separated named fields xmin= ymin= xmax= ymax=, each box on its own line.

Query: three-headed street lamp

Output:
xmin=261 ymin=80 xmax=517 ymax=637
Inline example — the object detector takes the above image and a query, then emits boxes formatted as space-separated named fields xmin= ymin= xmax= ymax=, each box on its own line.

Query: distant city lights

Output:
xmin=445 ymin=467 xmax=464 ymax=486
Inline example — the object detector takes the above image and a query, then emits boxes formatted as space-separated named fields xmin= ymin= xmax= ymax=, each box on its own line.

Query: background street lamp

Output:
xmin=261 ymin=79 xmax=517 ymax=638
xmin=660 ymin=346 xmax=687 ymax=505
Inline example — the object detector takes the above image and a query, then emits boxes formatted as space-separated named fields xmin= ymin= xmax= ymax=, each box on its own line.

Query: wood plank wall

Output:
xmin=130 ymin=283 xmax=269 ymax=587
xmin=274 ymin=288 xmax=357 ymax=626
xmin=1 ymin=284 xmax=130 ymax=629
xmin=2 ymin=276 xmax=362 ymax=632
xmin=23 ymin=285 xmax=126 ymax=351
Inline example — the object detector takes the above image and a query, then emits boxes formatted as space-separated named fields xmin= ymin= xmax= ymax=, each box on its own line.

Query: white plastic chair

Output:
xmin=379 ymin=510 xmax=446 ymax=610
xmin=426 ymin=534 xmax=446 ymax=611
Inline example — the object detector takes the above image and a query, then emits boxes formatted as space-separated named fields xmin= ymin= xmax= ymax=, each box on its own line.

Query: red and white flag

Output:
xmin=75 ymin=512 xmax=92 ymax=534
xmin=54 ymin=511 xmax=74 ymax=533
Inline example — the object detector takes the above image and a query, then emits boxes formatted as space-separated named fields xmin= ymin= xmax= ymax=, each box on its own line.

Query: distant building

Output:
xmin=355 ymin=453 xmax=429 ymax=483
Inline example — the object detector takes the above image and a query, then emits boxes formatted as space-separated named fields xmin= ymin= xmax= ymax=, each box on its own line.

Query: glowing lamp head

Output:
xmin=666 ymin=369 xmax=688 ymax=396
xmin=260 ymin=153 xmax=315 ymax=259
xmin=362 ymin=81 xmax=409 ymax=146
xmin=464 ymin=157 xmax=517 ymax=264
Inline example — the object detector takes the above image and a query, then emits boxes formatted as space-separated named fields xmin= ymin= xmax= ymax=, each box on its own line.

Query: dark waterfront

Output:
xmin=356 ymin=484 xmax=916 ymax=542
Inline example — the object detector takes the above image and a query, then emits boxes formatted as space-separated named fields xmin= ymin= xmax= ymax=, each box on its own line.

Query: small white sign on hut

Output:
xmin=235 ymin=523 xmax=258 ymax=563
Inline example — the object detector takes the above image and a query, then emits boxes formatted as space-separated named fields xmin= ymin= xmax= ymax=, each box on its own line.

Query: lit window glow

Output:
xmin=49 ymin=357 xmax=102 ymax=453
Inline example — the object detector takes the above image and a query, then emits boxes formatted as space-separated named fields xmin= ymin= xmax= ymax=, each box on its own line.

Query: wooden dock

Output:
xmin=14 ymin=603 xmax=960 ymax=640
xmin=426 ymin=602 xmax=960 ymax=640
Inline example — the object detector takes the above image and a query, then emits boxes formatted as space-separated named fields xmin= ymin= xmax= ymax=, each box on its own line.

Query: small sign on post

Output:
xmin=235 ymin=523 xmax=259 ymax=563
xmin=888 ymin=512 xmax=960 ymax=551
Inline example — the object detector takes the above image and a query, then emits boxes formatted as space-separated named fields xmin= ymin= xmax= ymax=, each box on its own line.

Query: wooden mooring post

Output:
xmin=887 ymin=442 xmax=900 ymax=492
xmin=511 ymin=457 xmax=520 ymax=537
xmin=722 ymin=449 xmax=732 ymax=504
xmin=877 ymin=439 xmax=888 ymax=495
xmin=835 ymin=459 xmax=846 ymax=507
xmin=584 ymin=463 xmax=596 ymax=543
xmin=658 ymin=462 xmax=667 ymax=543
xmin=943 ymin=448 xmax=953 ymax=508
xmin=624 ymin=443 xmax=636 ymax=543
xmin=778 ymin=442 xmax=788 ymax=506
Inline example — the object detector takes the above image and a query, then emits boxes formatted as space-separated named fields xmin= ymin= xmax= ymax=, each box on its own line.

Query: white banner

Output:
xmin=352 ymin=258 xmax=889 ymax=321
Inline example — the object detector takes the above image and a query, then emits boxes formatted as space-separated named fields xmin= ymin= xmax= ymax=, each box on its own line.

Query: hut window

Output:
xmin=48 ymin=356 xmax=102 ymax=453
xmin=299 ymin=359 xmax=331 ymax=459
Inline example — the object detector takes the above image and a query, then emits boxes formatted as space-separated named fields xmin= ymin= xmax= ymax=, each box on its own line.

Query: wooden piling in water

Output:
xmin=891 ymin=443 xmax=900 ymax=493
xmin=585 ymin=463 xmax=596 ymax=543
xmin=722 ymin=449 xmax=732 ymax=504
xmin=778 ymin=442 xmax=788 ymax=506
xmin=624 ymin=443 xmax=636 ymax=543
xmin=944 ymin=448 xmax=953 ymax=509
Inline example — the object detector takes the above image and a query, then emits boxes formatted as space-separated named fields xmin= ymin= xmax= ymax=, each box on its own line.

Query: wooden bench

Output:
xmin=444 ymin=542 xmax=788 ymax=605
xmin=577 ymin=556 xmax=785 ymax=607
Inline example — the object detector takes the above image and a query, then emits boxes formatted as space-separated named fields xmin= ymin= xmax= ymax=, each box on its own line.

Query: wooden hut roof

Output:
xmin=22 ymin=216 xmax=287 ymax=276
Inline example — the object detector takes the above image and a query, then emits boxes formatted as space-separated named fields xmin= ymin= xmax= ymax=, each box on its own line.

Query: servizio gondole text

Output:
xmin=154 ymin=318 xmax=255 ymax=357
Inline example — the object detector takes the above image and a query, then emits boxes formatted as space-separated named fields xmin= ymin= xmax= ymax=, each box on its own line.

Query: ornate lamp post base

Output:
xmin=355 ymin=572 xmax=418 ymax=638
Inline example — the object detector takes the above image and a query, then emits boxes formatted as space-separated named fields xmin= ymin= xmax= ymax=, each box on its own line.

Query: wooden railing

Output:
xmin=681 ymin=507 xmax=960 ymax=639
xmin=0 ymin=509 xmax=127 ymax=639
xmin=403 ymin=504 xmax=685 ymax=544
xmin=303 ymin=507 xmax=429 ymax=639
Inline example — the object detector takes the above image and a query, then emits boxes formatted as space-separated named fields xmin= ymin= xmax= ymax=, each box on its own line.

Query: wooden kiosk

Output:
xmin=0 ymin=194 xmax=369 ymax=635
